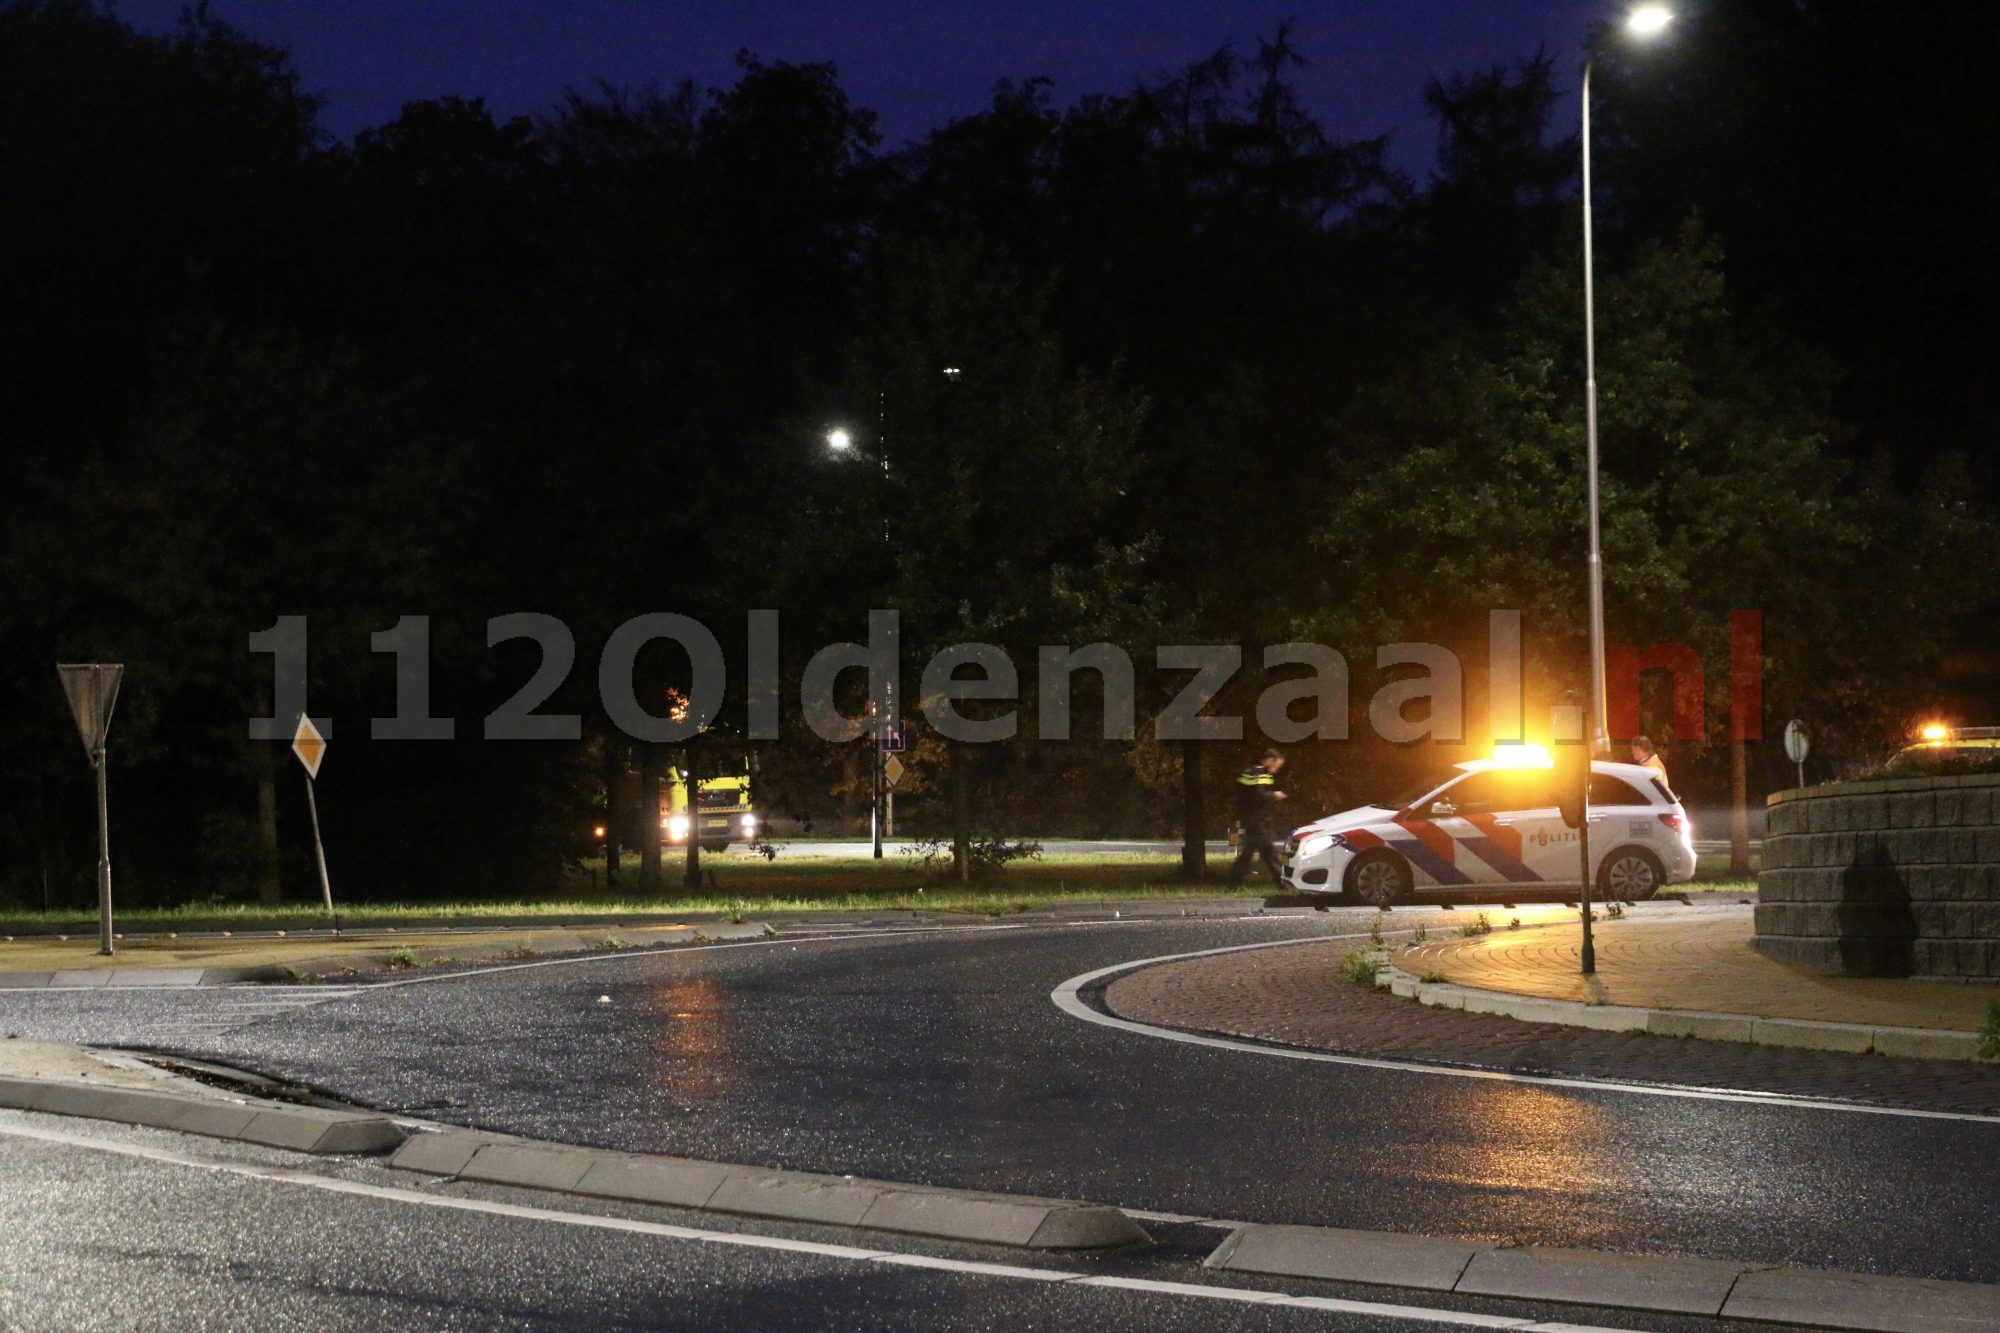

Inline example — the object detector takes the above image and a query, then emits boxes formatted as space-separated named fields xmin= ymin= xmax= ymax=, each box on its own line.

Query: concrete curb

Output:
xmin=0 ymin=923 xmax=796 ymax=989
xmin=1205 ymin=1224 xmax=2000 ymax=1332
xmin=1378 ymin=964 xmax=1990 ymax=1062
xmin=0 ymin=1074 xmax=406 ymax=1154
xmin=390 ymin=1129 xmax=1150 ymax=1250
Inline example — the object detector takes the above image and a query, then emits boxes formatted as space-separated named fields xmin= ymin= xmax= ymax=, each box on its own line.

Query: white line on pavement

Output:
xmin=1051 ymin=940 xmax=2000 ymax=1127
xmin=0 ymin=1116 xmax=1617 ymax=1331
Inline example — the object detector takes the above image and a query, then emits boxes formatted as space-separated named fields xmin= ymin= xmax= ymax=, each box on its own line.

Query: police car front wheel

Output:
xmin=1597 ymin=848 xmax=1664 ymax=901
xmin=1346 ymin=849 xmax=1411 ymax=907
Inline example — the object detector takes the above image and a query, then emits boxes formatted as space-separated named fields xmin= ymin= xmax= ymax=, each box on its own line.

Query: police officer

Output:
xmin=1630 ymin=735 xmax=1669 ymax=784
xmin=1227 ymin=747 xmax=1289 ymax=887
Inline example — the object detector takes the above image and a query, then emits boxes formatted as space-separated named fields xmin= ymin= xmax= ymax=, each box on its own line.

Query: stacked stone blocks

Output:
xmin=1755 ymin=773 xmax=2000 ymax=978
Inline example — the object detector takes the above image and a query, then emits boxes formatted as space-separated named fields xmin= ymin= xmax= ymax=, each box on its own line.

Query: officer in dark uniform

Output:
xmin=1227 ymin=747 xmax=1289 ymax=887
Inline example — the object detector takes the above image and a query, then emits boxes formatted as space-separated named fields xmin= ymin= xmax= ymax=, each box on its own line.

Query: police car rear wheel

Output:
xmin=1347 ymin=850 xmax=1411 ymax=907
xmin=1598 ymin=848 xmax=1663 ymax=901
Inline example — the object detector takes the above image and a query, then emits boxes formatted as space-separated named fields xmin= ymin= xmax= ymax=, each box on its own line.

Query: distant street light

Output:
xmin=1580 ymin=5 xmax=1673 ymax=752
xmin=823 ymin=422 xmax=892 ymax=857
xmin=1625 ymin=4 xmax=1673 ymax=37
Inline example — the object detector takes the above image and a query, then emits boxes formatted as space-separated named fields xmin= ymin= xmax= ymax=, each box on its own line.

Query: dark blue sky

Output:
xmin=116 ymin=1 xmax=1599 ymax=171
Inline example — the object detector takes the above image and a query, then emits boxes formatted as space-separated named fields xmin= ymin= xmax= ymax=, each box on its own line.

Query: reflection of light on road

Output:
xmin=649 ymin=980 xmax=727 ymax=1098
xmin=1388 ymin=1085 xmax=1624 ymax=1243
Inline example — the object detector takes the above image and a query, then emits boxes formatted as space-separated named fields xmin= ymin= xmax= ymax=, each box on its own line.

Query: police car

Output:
xmin=1281 ymin=748 xmax=1696 ymax=905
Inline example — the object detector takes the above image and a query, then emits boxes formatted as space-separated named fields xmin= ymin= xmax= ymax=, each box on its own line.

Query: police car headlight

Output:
xmin=1298 ymin=834 xmax=1334 ymax=860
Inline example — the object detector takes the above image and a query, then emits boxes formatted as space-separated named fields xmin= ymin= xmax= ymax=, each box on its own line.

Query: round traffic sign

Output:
xmin=1783 ymin=719 xmax=1810 ymax=766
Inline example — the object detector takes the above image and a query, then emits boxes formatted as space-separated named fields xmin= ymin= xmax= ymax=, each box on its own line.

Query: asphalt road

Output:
xmin=1 ymin=909 xmax=1991 ymax=1292
xmin=3 ymin=1107 xmax=1763 ymax=1333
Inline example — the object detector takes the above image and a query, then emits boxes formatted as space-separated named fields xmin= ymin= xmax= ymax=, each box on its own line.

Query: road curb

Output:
xmin=1377 ymin=964 xmax=1990 ymax=1062
xmin=1205 ymin=1223 xmax=2000 ymax=1332
xmin=390 ymin=1128 xmax=1150 ymax=1250
xmin=0 ymin=1074 xmax=407 ymax=1154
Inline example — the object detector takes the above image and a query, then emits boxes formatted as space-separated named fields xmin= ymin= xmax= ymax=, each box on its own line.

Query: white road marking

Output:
xmin=1051 ymin=939 xmax=2000 ymax=1127
xmin=0 ymin=1116 xmax=1627 ymax=1331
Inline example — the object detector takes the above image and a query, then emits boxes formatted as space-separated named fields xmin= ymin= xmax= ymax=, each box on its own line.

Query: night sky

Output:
xmin=114 ymin=0 xmax=1599 ymax=169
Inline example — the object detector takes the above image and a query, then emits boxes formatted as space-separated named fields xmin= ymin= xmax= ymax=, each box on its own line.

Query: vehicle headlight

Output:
xmin=666 ymin=814 xmax=691 ymax=842
xmin=1298 ymin=834 xmax=1334 ymax=860
xmin=740 ymin=813 xmax=758 ymax=834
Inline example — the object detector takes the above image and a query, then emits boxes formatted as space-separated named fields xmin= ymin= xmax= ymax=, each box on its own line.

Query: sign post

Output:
xmin=880 ymin=721 xmax=905 ymax=844
xmin=1552 ymin=701 xmax=1594 ymax=976
xmin=291 ymin=715 xmax=336 ymax=921
xmin=1783 ymin=719 xmax=1810 ymax=790
xmin=58 ymin=664 xmax=123 ymax=956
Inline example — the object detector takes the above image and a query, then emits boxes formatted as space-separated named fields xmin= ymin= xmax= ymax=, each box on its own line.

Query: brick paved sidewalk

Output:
xmin=1397 ymin=908 xmax=1991 ymax=1032
xmin=1104 ymin=935 xmax=2000 ymax=1114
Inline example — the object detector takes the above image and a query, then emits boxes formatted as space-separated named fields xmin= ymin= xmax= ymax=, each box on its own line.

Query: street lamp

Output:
xmin=1581 ymin=4 xmax=1673 ymax=753
xmin=824 ymin=423 xmax=894 ymax=856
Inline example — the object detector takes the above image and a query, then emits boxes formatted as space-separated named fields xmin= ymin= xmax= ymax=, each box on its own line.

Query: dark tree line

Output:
xmin=2 ymin=0 xmax=1994 ymax=907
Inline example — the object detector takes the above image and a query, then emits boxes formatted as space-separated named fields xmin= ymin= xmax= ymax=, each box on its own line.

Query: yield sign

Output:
xmin=57 ymin=664 xmax=123 ymax=758
xmin=883 ymin=754 xmax=906 ymax=787
xmin=292 ymin=715 xmax=328 ymax=779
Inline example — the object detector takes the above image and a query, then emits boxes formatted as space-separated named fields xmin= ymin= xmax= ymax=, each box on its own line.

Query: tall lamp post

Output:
xmin=827 ymin=426 xmax=892 ymax=859
xmin=1582 ymin=2 xmax=1673 ymax=752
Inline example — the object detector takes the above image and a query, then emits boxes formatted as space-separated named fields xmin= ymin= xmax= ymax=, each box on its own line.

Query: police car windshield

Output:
xmin=1381 ymin=773 xmax=1454 ymax=810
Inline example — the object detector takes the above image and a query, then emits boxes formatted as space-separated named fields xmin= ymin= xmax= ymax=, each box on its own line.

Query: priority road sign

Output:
xmin=884 ymin=755 xmax=905 ymax=787
xmin=292 ymin=714 xmax=327 ymax=779
xmin=290 ymin=715 xmax=335 ymax=916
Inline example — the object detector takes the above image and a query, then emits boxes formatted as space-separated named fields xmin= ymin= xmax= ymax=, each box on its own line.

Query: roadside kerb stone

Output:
xmin=0 ymin=1074 xmax=405 ymax=1154
xmin=1208 ymin=1224 xmax=2000 ymax=1331
xmin=1456 ymin=1246 xmax=1744 ymax=1316
xmin=1723 ymin=1265 xmax=2000 ymax=1333
xmin=1203 ymin=1224 xmax=1485 ymax=1291
xmin=101 ymin=968 xmax=207 ymax=987
xmin=455 ymin=1142 xmax=597 ymax=1192
xmin=1380 ymin=965 xmax=1987 ymax=1062
xmin=393 ymin=1128 xmax=1147 ymax=1248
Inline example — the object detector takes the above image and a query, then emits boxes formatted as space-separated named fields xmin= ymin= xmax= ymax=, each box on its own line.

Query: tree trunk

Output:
xmin=603 ymin=736 xmax=624 ymax=887
xmin=951 ymin=741 xmax=971 ymax=885
xmin=252 ymin=734 xmax=282 ymax=904
xmin=1180 ymin=740 xmax=1206 ymax=882
xmin=639 ymin=744 xmax=662 ymax=894
xmin=1729 ymin=735 xmax=1752 ymax=876
xmin=683 ymin=744 xmax=703 ymax=890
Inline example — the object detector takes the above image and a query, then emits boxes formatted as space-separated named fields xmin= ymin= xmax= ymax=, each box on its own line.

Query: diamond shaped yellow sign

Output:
xmin=883 ymin=754 xmax=905 ymax=787
xmin=292 ymin=715 xmax=327 ymax=780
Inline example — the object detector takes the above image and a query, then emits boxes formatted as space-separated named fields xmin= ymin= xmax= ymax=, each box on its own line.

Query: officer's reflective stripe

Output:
xmin=1237 ymin=774 xmax=1276 ymax=786
xmin=1457 ymin=814 xmax=1542 ymax=883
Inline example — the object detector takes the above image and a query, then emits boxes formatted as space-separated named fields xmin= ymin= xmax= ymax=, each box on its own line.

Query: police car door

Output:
xmin=1414 ymin=772 xmax=1515 ymax=889
xmin=1433 ymin=769 xmax=1563 ymax=888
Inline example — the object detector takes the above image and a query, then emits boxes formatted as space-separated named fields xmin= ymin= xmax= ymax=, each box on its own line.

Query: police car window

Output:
xmin=1433 ymin=771 xmax=1554 ymax=815
xmin=1385 ymin=772 xmax=1454 ymax=809
xmin=1589 ymin=775 xmax=1650 ymax=806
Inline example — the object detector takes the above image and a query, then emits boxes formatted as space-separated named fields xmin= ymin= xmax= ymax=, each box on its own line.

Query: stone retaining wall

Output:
xmin=1756 ymin=773 xmax=2000 ymax=978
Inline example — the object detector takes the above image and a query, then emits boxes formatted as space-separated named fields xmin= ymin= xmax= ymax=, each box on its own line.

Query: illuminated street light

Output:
xmin=1580 ymin=5 xmax=1673 ymax=752
xmin=1625 ymin=4 xmax=1673 ymax=37
xmin=826 ymin=427 xmax=854 ymax=452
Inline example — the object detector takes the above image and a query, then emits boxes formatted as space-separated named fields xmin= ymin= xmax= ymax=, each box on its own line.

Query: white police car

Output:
xmin=1281 ymin=749 xmax=1696 ymax=905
